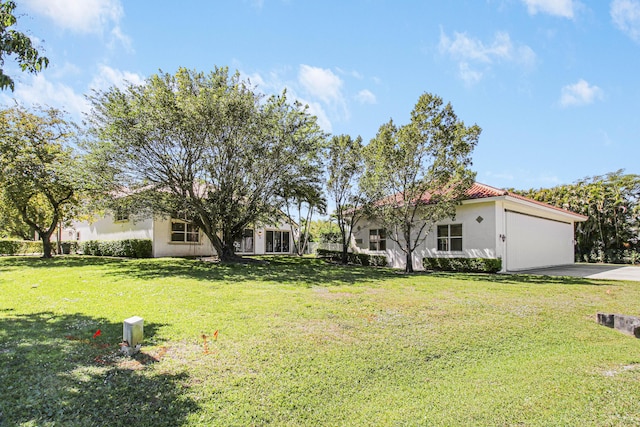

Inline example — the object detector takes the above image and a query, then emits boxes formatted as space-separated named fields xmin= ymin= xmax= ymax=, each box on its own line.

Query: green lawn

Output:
xmin=1 ymin=256 xmax=639 ymax=426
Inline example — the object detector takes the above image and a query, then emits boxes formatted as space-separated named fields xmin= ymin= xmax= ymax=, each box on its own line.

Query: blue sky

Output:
xmin=3 ymin=0 xmax=640 ymax=191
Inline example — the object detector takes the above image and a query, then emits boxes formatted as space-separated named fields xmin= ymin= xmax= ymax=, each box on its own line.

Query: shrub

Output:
xmin=0 ymin=240 xmax=43 ymax=255
xmin=423 ymin=257 xmax=502 ymax=273
xmin=316 ymin=249 xmax=388 ymax=267
xmin=79 ymin=239 xmax=152 ymax=258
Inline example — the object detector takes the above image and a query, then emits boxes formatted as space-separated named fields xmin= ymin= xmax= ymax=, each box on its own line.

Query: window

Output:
xmin=369 ymin=229 xmax=386 ymax=251
xmin=266 ymin=230 xmax=290 ymax=253
xmin=233 ymin=229 xmax=254 ymax=253
xmin=170 ymin=218 xmax=200 ymax=243
xmin=114 ymin=207 xmax=129 ymax=222
xmin=437 ymin=224 xmax=462 ymax=251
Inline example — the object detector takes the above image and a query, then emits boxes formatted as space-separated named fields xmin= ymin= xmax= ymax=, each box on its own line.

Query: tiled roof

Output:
xmin=461 ymin=182 xmax=587 ymax=219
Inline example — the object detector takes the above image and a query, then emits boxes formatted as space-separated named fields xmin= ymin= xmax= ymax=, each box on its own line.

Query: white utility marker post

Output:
xmin=122 ymin=316 xmax=144 ymax=356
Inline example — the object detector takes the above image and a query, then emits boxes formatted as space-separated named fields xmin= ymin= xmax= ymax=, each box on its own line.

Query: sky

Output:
xmin=2 ymin=0 xmax=640 ymax=191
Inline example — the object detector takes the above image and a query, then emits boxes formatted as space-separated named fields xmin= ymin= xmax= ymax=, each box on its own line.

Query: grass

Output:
xmin=1 ymin=256 xmax=640 ymax=426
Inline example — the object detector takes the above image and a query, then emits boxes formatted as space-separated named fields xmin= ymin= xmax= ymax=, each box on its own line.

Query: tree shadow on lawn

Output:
xmin=0 ymin=255 xmax=399 ymax=287
xmin=0 ymin=311 xmax=198 ymax=427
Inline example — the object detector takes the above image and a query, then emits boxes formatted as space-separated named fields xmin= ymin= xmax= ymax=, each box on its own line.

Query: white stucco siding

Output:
xmin=352 ymin=202 xmax=499 ymax=270
xmin=420 ymin=202 xmax=497 ymax=261
xmin=67 ymin=215 xmax=154 ymax=242
xmin=152 ymin=216 xmax=215 ymax=258
xmin=504 ymin=211 xmax=574 ymax=271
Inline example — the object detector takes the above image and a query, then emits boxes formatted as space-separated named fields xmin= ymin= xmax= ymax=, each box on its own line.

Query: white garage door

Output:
xmin=505 ymin=210 xmax=574 ymax=271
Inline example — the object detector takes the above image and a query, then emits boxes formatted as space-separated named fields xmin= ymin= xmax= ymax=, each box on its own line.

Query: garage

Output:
xmin=505 ymin=210 xmax=575 ymax=271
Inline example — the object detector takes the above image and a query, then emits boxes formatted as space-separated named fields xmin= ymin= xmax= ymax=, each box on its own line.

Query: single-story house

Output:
xmin=351 ymin=182 xmax=588 ymax=272
xmin=63 ymin=211 xmax=295 ymax=258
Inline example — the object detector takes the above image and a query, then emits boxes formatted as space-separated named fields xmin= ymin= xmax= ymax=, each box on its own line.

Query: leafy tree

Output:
xmin=361 ymin=93 xmax=480 ymax=273
xmin=281 ymin=182 xmax=327 ymax=256
xmin=87 ymin=67 xmax=325 ymax=261
xmin=308 ymin=218 xmax=341 ymax=243
xmin=0 ymin=191 xmax=33 ymax=239
xmin=0 ymin=106 xmax=78 ymax=257
xmin=0 ymin=0 xmax=49 ymax=91
xmin=517 ymin=170 xmax=640 ymax=263
xmin=326 ymin=134 xmax=366 ymax=263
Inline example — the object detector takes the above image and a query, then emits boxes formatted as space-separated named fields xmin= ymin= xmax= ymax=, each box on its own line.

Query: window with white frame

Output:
xmin=114 ymin=206 xmax=129 ymax=222
xmin=233 ymin=229 xmax=254 ymax=253
xmin=437 ymin=224 xmax=462 ymax=251
xmin=266 ymin=230 xmax=290 ymax=253
xmin=170 ymin=217 xmax=200 ymax=243
xmin=369 ymin=228 xmax=386 ymax=251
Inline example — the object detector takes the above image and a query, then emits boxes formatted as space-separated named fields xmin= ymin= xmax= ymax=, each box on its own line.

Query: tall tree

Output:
xmin=361 ymin=93 xmax=480 ymax=273
xmin=0 ymin=0 xmax=49 ymax=91
xmin=326 ymin=134 xmax=365 ymax=263
xmin=87 ymin=67 xmax=325 ymax=261
xmin=0 ymin=106 xmax=78 ymax=257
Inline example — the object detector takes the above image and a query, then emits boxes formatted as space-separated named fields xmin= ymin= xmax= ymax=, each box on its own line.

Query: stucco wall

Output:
xmin=352 ymin=201 xmax=498 ymax=270
xmin=152 ymin=216 xmax=215 ymax=258
xmin=67 ymin=214 xmax=153 ymax=242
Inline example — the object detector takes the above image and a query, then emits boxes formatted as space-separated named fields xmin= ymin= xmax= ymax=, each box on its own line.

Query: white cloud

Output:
xmin=22 ymin=0 xmax=131 ymax=51
xmin=89 ymin=64 xmax=145 ymax=92
xmin=298 ymin=64 xmax=344 ymax=105
xmin=559 ymin=79 xmax=603 ymax=107
xmin=0 ymin=74 xmax=90 ymax=118
xmin=459 ymin=62 xmax=483 ymax=85
xmin=355 ymin=89 xmax=376 ymax=105
xmin=521 ymin=0 xmax=576 ymax=18
xmin=611 ymin=0 xmax=640 ymax=43
xmin=439 ymin=30 xmax=536 ymax=84
xmin=22 ymin=0 xmax=124 ymax=34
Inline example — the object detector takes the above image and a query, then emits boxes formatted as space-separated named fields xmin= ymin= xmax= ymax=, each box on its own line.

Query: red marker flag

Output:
xmin=93 ymin=329 xmax=101 ymax=339
xmin=213 ymin=330 xmax=219 ymax=341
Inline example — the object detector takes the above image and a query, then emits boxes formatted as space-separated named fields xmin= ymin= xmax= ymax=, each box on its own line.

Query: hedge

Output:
xmin=423 ymin=257 xmax=502 ymax=273
xmin=79 ymin=239 xmax=152 ymax=258
xmin=0 ymin=240 xmax=43 ymax=255
xmin=316 ymin=249 xmax=388 ymax=267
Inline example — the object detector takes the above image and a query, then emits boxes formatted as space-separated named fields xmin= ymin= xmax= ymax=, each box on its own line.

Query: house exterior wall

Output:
xmin=352 ymin=197 xmax=582 ymax=272
xmin=64 ymin=214 xmax=294 ymax=258
xmin=152 ymin=216 xmax=215 ymax=258
xmin=67 ymin=214 xmax=154 ymax=242
xmin=352 ymin=201 xmax=498 ymax=270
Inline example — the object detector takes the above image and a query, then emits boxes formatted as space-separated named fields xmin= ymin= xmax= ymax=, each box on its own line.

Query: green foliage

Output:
xmin=316 ymin=248 xmax=387 ymax=266
xmin=423 ymin=257 xmax=502 ymax=273
xmin=87 ymin=67 xmax=324 ymax=261
xmin=361 ymin=93 xmax=480 ymax=272
xmin=308 ymin=219 xmax=341 ymax=243
xmin=0 ymin=106 xmax=80 ymax=258
xmin=0 ymin=0 xmax=49 ymax=91
xmin=79 ymin=239 xmax=152 ymax=258
xmin=516 ymin=170 xmax=640 ymax=264
xmin=0 ymin=239 xmax=42 ymax=255
xmin=326 ymin=134 xmax=366 ymax=262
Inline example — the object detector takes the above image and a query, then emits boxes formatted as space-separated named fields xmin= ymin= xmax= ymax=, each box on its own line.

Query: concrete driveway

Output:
xmin=515 ymin=263 xmax=640 ymax=282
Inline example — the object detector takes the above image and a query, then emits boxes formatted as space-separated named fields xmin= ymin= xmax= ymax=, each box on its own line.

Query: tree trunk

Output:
xmin=405 ymin=251 xmax=414 ymax=273
xmin=341 ymin=244 xmax=349 ymax=264
xmin=41 ymin=233 xmax=53 ymax=258
xmin=404 ymin=226 xmax=414 ymax=273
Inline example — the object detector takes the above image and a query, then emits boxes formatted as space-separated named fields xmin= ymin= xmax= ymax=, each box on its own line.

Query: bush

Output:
xmin=79 ymin=239 xmax=152 ymax=258
xmin=423 ymin=257 xmax=502 ymax=273
xmin=0 ymin=240 xmax=43 ymax=255
xmin=316 ymin=249 xmax=388 ymax=267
